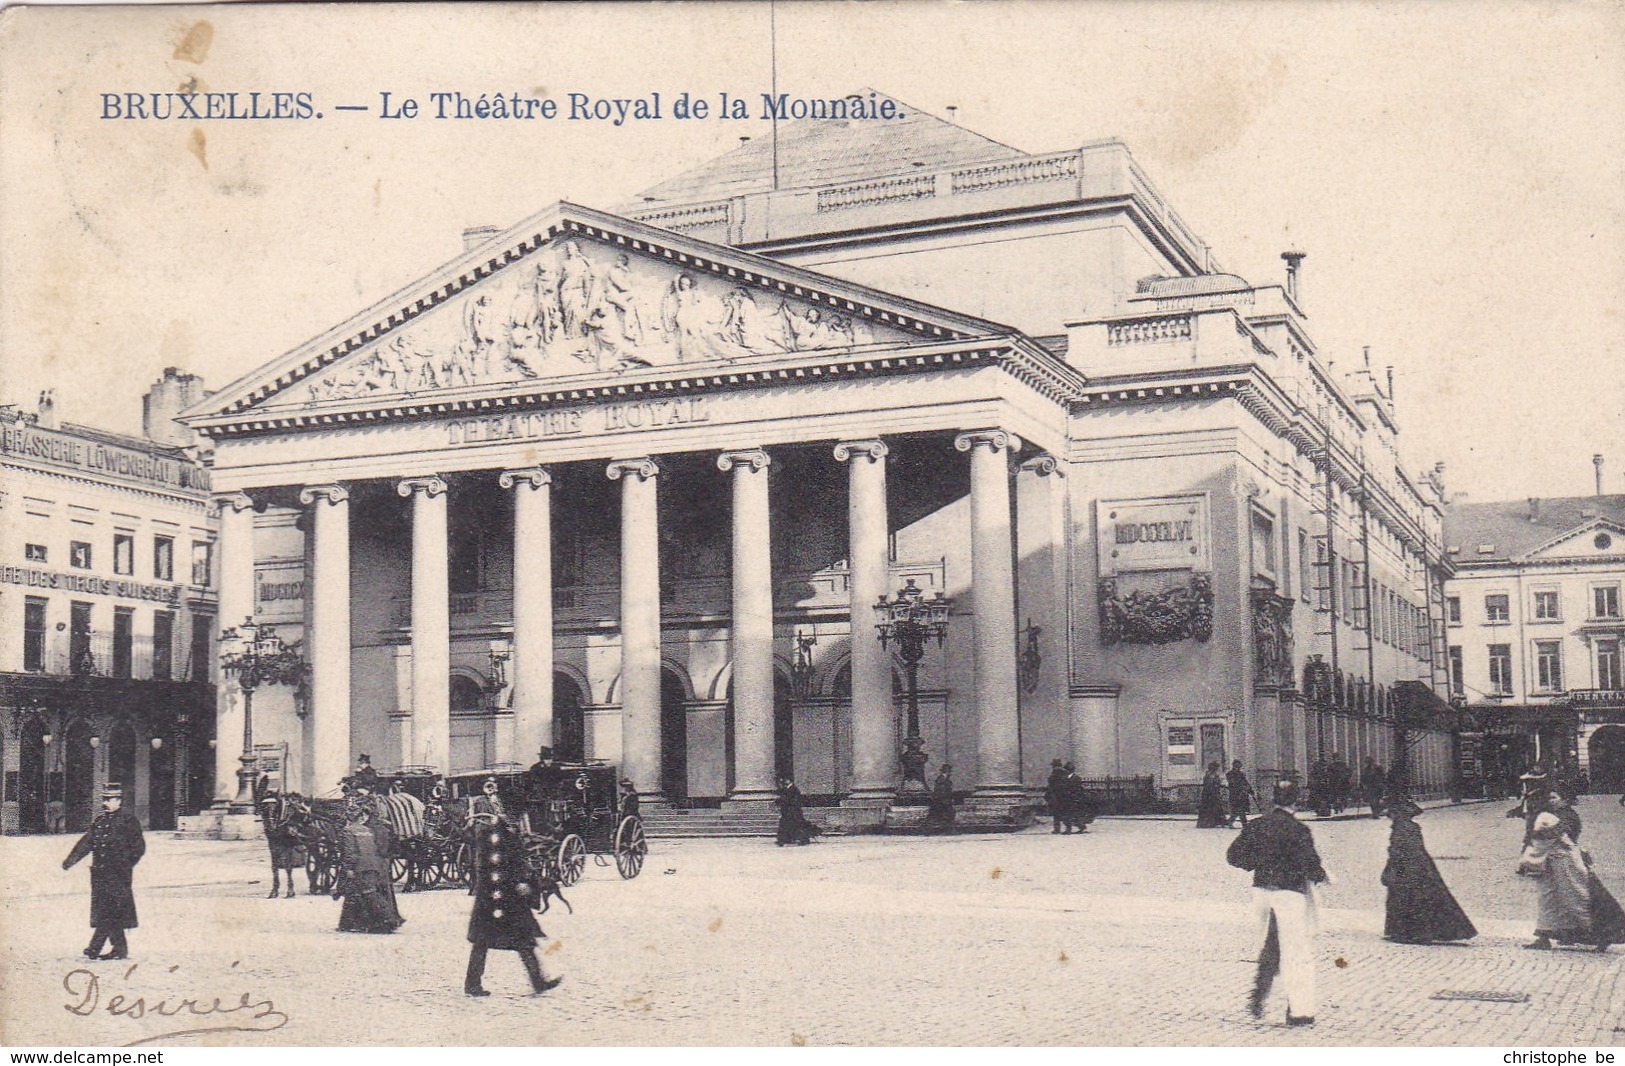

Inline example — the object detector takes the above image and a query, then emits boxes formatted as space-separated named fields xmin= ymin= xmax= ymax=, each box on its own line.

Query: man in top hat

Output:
xmin=345 ymin=753 xmax=380 ymax=795
xmin=464 ymin=813 xmax=562 ymax=996
xmin=1226 ymin=779 xmax=1329 ymax=1027
xmin=62 ymin=782 xmax=146 ymax=961
xmin=525 ymin=747 xmax=565 ymax=835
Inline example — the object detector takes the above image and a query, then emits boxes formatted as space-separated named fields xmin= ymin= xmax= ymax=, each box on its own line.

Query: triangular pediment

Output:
xmin=1524 ymin=517 xmax=1625 ymax=560
xmin=189 ymin=203 xmax=1011 ymax=421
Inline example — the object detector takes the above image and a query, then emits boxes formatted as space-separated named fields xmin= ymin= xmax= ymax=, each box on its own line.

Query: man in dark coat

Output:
xmin=465 ymin=815 xmax=562 ymax=996
xmin=1381 ymin=796 xmax=1476 ymax=943
xmin=1227 ymin=780 xmax=1328 ymax=1027
xmin=343 ymin=754 xmax=380 ymax=795
xmin=524 ymin=747 xmax=565 ymax=835
xmin=62 ymin=782 xmax=146 ymax=961
xmin=1226 ymin=760 xmax=1255 ymax=828
xmin=1360 ymin=757 xmax=1387 ymax=818
xmin=1045 ymin=759 xmax=1070 ymax=834
xmin=1308 ymin=759 xmax=1330 ymax=817
xmin=1328 ymin=753 xmax=1352 ymax=814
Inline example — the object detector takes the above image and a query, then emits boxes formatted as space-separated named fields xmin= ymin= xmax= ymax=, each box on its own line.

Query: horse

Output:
xmin=256 ymin=792 xmax=315 ymax=898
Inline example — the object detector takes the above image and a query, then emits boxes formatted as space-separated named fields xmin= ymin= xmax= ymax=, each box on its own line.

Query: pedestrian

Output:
xmin=463 ymin=814 xmax=562 ymax=997
xmin=775 ymin=776 xmax=815 ymax=846
xmin=333 ymin=798 xmax=403 ymax=934
xmin=1381 ymin=796 xmax=1476 ymax=944
xmin=1360 ymin=757 xmax=1387 ymax=818
xmin=1196 ymin=762 xmax=1228 ymax=828
xmin=1309 ymin=758 xmax=1331 ymax=817
xmin=1226 ymin=779 xmax=1329 ymax=1027
xmin=1063 ymin=762 xmax=1095 ymax=833
xmin=1510 ymin=776 xmax=1548 ymax=849
xmin=928 ymin=765 xmax=956 ymax=832
xmin=1547 ymin=790 xmax=1582 ymax=843
xmin=1045 ymin=759 xmax=1069 ymax=834
xmin=1329 ymin=753 xmax=1352 ymax=814
xmin=1226 ymin=760 xmax=1255 ymax=828
xmin=61 ymin=782 xmax=145 ymax=961
xmin=1518 ymin=810 xmax=1625 ymax=952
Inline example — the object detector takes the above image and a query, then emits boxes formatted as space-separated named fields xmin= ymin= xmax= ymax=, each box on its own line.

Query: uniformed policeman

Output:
xmin=62 ymin=782 xmax=146 ymax=961
xmin=464 ymin=814 xmax=562 ymax=997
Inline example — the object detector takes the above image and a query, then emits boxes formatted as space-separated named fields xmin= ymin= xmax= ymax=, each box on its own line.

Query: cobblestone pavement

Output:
xmin=3 ymin=798 xmax=1622 ymax=1046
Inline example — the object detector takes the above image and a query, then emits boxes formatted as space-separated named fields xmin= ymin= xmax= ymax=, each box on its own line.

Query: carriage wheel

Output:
xmin=391 ymin=856 xmax=411 ymax=887
xmin=614 ymin=816 xmax=646 ymax=879
xmin=451 ymin=842 xmax=473 ymax=887
xmin=557 ymin=834 xmax=587 ymax=887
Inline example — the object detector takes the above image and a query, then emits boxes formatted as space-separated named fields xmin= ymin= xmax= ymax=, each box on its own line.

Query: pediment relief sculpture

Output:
xmin=300 ymin=236 xmax=900 ymax=405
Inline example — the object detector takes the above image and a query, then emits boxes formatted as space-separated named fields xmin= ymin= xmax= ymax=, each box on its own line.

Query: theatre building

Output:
xmin=1 ymin=373 xmax=218 ymax=834
xmin=181 ymin=108 xmax=1457 ymax=825
xmin=1443 ymin=485 xmax=1625 ymax=794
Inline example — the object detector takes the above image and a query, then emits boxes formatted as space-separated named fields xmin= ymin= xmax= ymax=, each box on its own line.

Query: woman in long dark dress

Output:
xmin=1381 ymin=797 xmax=1477 ymax=943
xmin=1196 ymin=762 xmax=1228 ymax=828
xmin=775 ymin=777 xmax=811 ymax=846
xmin=333 ymin=802 xmax=403 ymax=934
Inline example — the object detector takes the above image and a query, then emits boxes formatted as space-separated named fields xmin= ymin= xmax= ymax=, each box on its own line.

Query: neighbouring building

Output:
xmin=0 ymin=371 xmax=218 ymax=833
xmin=178 ymin=100 xmax=1458 ymax=827
xmin=1444 ymin=481 xmax=1625 ymax=795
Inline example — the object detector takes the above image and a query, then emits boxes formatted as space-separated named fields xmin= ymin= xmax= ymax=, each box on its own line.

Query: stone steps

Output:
xmin=639 ymin=808 xmax=783 ymax=839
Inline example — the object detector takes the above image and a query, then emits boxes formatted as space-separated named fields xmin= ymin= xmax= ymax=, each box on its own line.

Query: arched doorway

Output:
xmin=148 ymin=737 xmax=177 ymax=831
xmin=661 ymin=668 xmax=688 ymax=803
xmin=18 ymin=717 xmax=46 ymax=833
xmin=553 ymin=673 xmax=586 ymax=763
xmin=448 ymin=674 xmax=491 ymax=773
xmin=64 ymin=720 xmax=97 ymax=832
xmin=1588 ymin=726 xmax=1625 ymax=794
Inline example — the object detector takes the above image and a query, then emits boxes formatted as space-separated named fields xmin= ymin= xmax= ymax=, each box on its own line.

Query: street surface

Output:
xmin=2 ymin=798 xmax=1622 ymax=1047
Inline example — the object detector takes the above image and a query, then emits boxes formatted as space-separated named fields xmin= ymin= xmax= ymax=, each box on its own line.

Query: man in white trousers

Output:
xmin=1226 ymin=779 xmax=1329 ymax=1026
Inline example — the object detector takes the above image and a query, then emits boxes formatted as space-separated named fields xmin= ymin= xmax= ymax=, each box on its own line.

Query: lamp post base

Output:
xmin=228 ymin=754 xmax=259 ymax=814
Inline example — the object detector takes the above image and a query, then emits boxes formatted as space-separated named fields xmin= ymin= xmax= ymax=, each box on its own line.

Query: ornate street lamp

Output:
xmin=219 ymin=618 xmax=306 ymax=812
xmin=485 ymin=640 xmax=511 ymax=712
xmin=874 ymin=578 xmax=952 ymax=796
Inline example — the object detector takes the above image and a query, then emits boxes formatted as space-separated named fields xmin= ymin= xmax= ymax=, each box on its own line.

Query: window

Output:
xmin=152 ymin=611 xmax=174 ymax=681
xmin=1594 ymin=585 xmax=1622 ymax=620
xmin=189 ymin=614 xmax=214 ymax=681
xmin=1448 ymin=645 xmax=1464 ymax=697
xmin=1534 ymin=640 xmax=1563 ymax=693
xmin=113 ymin=533 xmax=134 ymax=576
xmin=153 ymin=536 xmax=174 ymax=581
xmin=23 ymin=597 xmax=47 ymax=672
xmin=112 ymin=607 xmax=133 ymax=679
xmin=1599 ymin=640 xmax=1622 ymax=692
xmin=25 ymin=543 xmax=47 ymax=563
xmin=191 ymin=541 xmax=212 ymax=587
xmin=1447 ymin=596 xmax=1462 ymax=625
xmin=1166 ymin=725 xmax=1196 ymax=766
xmin=70 ymin=541 xmax=92 ymax=570
xmin=1485 ymin=594 xmax=1510 ymax=623
xmin=1298 ymin=530 xmax=1312 ymax=603
xmin=1533 ymin=590 xmax=1561 ymax=621
xmin=1488 ymin=644 xmax=1513 ymax=695
xmin=70 ymin=601 xmax=93 ymax=674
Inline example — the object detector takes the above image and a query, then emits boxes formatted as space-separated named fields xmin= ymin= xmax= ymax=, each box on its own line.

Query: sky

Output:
xmin=0 ymin=0 xmax=1621 ymax=502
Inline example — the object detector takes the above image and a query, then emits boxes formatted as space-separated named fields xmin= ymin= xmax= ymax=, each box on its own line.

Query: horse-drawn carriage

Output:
xmin=445 ymin=760 xmax=647 ymax=884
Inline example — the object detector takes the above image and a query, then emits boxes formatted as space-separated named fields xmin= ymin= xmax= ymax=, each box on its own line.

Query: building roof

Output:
xmin=1444 ymin=494 xmax=1625 ymax=563
xmin=628 ymin=91 xmax=1028 ymax=206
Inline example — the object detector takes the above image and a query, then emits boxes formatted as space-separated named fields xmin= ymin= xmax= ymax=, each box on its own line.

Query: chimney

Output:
xmin=1282 ymin=251 xmax=1306 ymax=306
xmin=143 ymin=367 xmax=208 ymax=447
xmin=1528 ymin=497 xmax=1541 ymax=523
xmin=1596 ymin=454 xmax=1605 ymax=496
xmin=36 ymin=389 xmax=57 ymax=429
xmin=462 ymin=225 xmax=502 ymax=253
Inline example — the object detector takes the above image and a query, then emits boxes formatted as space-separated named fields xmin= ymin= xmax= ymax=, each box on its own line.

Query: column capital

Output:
xmin=211 ymin=490 xmax=256 ymax=514
xmin=607 ymin=457 xmax=660 ymax=482
xmin=396 ymin=475 xmax=448 ymax=499
xmin=833 ymin=439 xmax=888 ymax=464
xmin=498 ymin=466 xmax=552 ymax=491
xmin=717 ymin=448 xmax=771 ymax=473
xmin=954 ymin=429 xmax=1022 ymax=454
xmin=299 ymin=483 xmax=351 ymax=506
xmin=1019 ymin=453 xmax=1063 ymax=477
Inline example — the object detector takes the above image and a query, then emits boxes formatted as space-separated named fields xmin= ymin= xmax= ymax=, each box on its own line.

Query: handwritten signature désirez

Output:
xmin=63 ymin=962 xmax=290 ymax=1046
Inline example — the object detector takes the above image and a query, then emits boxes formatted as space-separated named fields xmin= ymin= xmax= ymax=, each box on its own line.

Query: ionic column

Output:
xmin=955 ymin=429 xmax=1024 ymax=798
xmin=397 ymin=476 xmax=450 ymax=772
xmin=211 ymin=490 xmax=256 ymax=804
xmin=834 ymin=439 xmax=894 ymax=803
xmin=719 ymin=448 xmax=775 ymax=803
xmin=608 ymin=458 xmax=662 ymax=798
xmin=499 ymin=467 xmax=553 ymax=762
xmin=299 ymin=484 xmax=351 ymax=794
